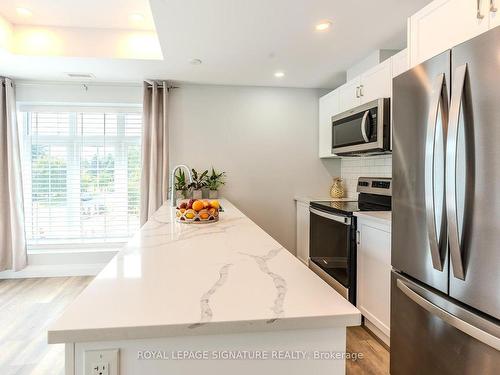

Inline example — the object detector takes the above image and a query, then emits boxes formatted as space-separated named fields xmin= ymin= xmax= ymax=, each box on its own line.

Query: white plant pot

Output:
xmin=192 ymin=189 xmax=203 ymax=199
xmin=209 ymin=190 xmax=218 ymax=199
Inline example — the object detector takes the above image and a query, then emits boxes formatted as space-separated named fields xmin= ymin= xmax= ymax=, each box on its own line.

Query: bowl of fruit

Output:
xmin=176 ymin=199 xmax=221 ymax=224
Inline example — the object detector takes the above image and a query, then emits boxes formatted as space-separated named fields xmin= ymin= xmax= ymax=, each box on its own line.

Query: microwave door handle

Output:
xmin=446 ymin=64 xmax=467 ymax=280
xmin=425 ymin=73 xmax=448 ymax=271
xmin=361 ymin=110 xmax=370 ymax=142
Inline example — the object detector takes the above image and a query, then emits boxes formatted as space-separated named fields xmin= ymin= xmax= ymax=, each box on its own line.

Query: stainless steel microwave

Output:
xmin=331 ymin=98 xmax=390 ymax=156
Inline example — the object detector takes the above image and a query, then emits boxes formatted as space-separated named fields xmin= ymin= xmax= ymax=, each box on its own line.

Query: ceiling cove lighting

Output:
xmin=16 ymin=7 xmax=32 ymax=17
xmin=274 ymin=71 xmax=285 ymax=78
xmin=315 ymin=21 xmax=332 ymax=31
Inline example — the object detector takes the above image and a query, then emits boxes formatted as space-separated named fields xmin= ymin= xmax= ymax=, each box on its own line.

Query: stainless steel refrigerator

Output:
xmin=391 ymin=26 xmax=500 ymax=374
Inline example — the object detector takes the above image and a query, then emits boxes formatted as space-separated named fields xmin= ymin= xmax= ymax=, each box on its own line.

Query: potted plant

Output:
xmin=188 ymin=169 xmax=208 ymax=199
xmin=207 ymin=167 xmax=226 ymax=199
xmin=174 ymin=169 xmax=189 ymax=200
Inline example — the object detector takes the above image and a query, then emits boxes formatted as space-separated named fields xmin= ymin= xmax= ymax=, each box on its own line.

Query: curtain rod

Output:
xmin=144 ymin=80 xmax=179 ymax=90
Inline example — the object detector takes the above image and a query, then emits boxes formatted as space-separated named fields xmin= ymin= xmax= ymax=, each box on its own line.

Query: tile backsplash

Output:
xmin=340 ymin=155 xmax=392 ymax=198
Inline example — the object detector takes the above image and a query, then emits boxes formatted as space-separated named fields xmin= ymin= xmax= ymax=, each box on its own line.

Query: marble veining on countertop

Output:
xmin=48 ymin=199 xmax=360 ymax=344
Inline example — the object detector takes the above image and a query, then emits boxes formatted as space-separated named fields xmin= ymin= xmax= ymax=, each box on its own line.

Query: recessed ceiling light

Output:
xmin=16 ymin=7 xmax=32 ymax=17
xmin=189 ymin=58 xmax=202 ymax=65
xmin=315 ymin=21 xmax=332 ymax=31
xmin=66 ymin=72 xmax=95 ymax=79
xmin=130 ymin=13 xmax=144 ymax=22
xmin=274 ymin=71 xmax=285 ymax=78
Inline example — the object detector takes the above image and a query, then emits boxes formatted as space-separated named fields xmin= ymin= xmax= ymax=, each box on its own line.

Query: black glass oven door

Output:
xmin=309 ymin=208 xmax=352 ymax=287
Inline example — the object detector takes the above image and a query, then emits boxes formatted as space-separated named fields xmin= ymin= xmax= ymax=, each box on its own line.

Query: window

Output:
xmin=21 ymin=107 xmax=142 ymax=250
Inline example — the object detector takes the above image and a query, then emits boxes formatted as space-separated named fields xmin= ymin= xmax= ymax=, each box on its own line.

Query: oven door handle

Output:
xmin=309 ymin=207 xmax=351 ymax=225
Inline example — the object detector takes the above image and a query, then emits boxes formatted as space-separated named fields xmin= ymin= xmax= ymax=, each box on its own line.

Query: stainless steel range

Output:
xmin=309 ymin=177 xmax=391 ymax=304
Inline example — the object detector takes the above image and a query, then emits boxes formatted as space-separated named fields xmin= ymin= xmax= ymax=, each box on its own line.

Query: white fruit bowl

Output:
xmin=175 ymin=199 xmax=220 ymax=224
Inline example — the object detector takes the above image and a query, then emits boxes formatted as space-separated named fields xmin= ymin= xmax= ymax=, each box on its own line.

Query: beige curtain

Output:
xmin=0 ymin=78 xmax=27 ymax=271
xmin=140 ymin=81 xmax=170 ymax=225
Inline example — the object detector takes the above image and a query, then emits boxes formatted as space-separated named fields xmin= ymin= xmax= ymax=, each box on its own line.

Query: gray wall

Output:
xmin=169 ymin=84 xmax=340 ymax=254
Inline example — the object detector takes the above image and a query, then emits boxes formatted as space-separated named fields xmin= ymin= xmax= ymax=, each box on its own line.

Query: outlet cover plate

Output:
xmin=84 ymin=349 xmax=119 ymax=375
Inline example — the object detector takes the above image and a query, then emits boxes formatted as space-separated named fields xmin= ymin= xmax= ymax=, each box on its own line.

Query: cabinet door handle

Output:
xmin=355 ymin=86 xmax=360 ymax=98
xmin=356 ymin=230 xmax=360 ymax=245
xmin=491 ymin=0 xmax=498 ymax=12
xmin=477 ymin=0 xmax=485 ymax=18
xmin=359 ymin=85 xmax=364 ymax=97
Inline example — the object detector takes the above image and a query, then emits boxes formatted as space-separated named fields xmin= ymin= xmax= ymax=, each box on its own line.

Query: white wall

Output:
xmin=169 ymin=84 xmax=341 ymax=253
xmin=15 ymin=81 xmax=142 ymax=105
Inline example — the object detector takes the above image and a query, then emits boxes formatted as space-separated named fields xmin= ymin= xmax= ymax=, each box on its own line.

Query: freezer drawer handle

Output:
xmin=446 ymin=64 xmax=468 ymax=280
xmin=397 ymin=279 xmax=500 ymax=351
xmin=425 ymin=73 xmax=448 ymax=271
xmin=309 ymin=207 xmax=351 ymax=225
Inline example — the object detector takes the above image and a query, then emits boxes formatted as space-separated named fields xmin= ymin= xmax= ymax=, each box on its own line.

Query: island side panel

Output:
xmin=73 ymin=328 xmax=347 ymax=375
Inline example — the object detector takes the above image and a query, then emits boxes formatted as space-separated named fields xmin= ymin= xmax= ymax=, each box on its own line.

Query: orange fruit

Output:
xmin=209 ymin=200 xmax=220 ymax=209
xmin=192 ymin=200 xmax=204 ymax=212
xmin=199 ymin=209 xmax=209 ymax=220
xmin=203 ymin=200 xmax=210 ymax=208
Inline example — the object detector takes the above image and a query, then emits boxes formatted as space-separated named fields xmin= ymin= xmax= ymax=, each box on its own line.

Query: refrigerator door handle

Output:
xmin=446 ymin=64 xmax=467 ymax=280
xmin=397 ymin=279 xmax=500 ymax=350
xmin=425 ymin=73 xmax=448 ymax=271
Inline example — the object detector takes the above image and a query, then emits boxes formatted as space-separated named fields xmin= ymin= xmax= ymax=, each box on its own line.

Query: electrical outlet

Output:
xmin=85 ymin=349 xmax=119 ymax=375
xmin=92 ymin=362 xmax=109 ymax=375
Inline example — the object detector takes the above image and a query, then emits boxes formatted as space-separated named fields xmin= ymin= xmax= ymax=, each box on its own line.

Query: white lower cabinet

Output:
xmin=356 ymin=216 xmax=391 ymax=346
xmin=295 ymin=201 xmax=310 ymax=265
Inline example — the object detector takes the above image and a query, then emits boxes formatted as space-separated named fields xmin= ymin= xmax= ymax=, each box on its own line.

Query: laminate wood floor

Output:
xmin=0 ymin=277 xmax=93 ymax=375
xmin=0 ymin=277 xmax=389 ymax=375
xmin=346 ymin=325 xmax=390 ymax=374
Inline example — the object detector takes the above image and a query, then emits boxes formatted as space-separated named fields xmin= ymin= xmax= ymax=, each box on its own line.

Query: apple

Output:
xmin=179 ymin=202 xmax=187 ymax=209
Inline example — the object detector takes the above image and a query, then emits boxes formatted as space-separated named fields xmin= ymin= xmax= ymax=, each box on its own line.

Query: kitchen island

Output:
xmin=48 ymin=199 xmax=360 ymax=375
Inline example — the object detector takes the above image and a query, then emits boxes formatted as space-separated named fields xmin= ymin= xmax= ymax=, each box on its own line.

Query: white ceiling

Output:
xmin=1 ymin=0 xmax=432 ymax=88
xmin=0 ymin=0 xmax=155 ymax=30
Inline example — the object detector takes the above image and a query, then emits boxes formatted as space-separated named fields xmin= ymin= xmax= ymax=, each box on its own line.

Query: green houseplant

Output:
xmin=188 ymin=169 xmax=208 ymax=199
xmin=207 ymin=167 xmax=226 ymax=199
xmin=174 ymin=169 xmax=189 ymax=199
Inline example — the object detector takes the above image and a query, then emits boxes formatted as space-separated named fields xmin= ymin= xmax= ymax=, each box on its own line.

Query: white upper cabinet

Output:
xmin=391 ymin=48 xmax=409 ymax=79
xmin=318 ymin=90 xmax=339 ymax=158
xmin=491 ymin=1 xmax=500 ymax=27
xmin=359 ymin=59 xmax=392 ymax=104
xmin=338 ymin=77 xmax=361 ymax=113
xmin=409 ymin=0 xmax=493 ymax=67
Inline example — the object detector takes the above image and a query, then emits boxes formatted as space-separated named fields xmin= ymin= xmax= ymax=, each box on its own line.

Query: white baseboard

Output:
xmin=364 ymin=318 xmax=390 ymax=347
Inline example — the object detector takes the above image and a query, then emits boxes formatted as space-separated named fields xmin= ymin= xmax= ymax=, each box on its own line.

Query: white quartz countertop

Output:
xmin=294 ymin=197 xmax=356 ymax=204
xmin=48 ymin=199 xmax=360 ymax=344
xmin=354 ymin=211 xmax=392 ymax=226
